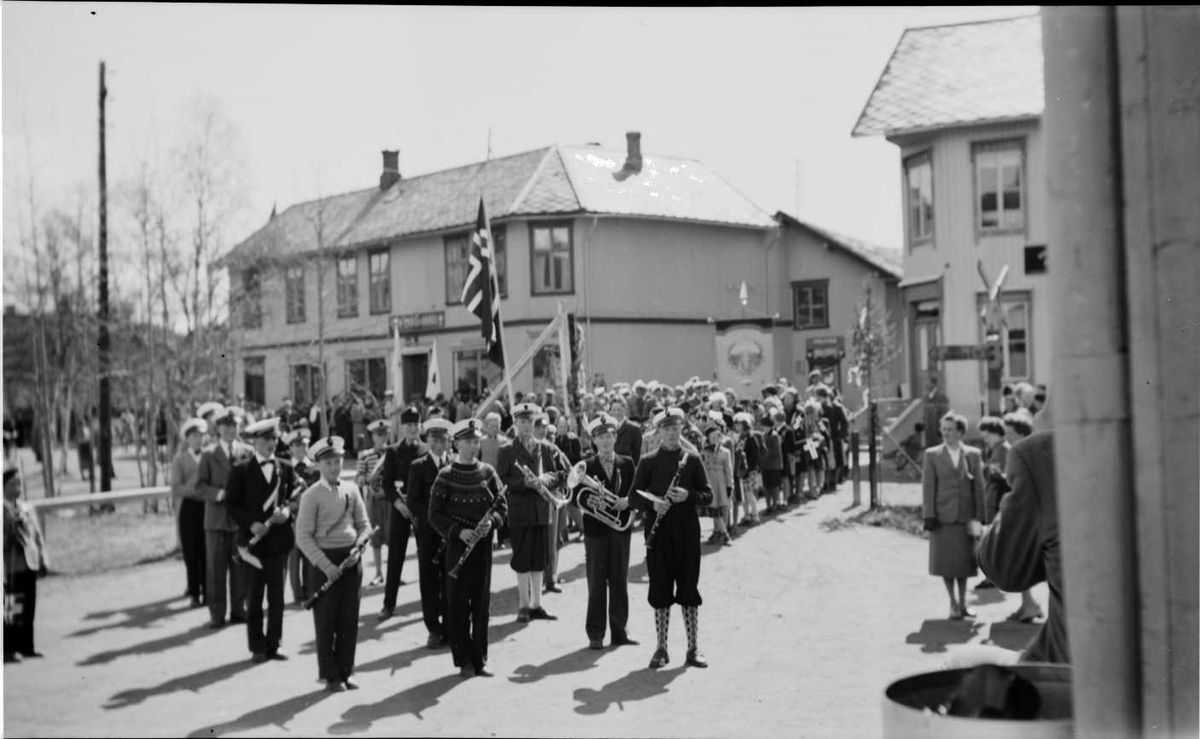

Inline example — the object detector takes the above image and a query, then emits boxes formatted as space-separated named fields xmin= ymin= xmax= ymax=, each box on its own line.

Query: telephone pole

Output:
xmin=98 ymin=61 xmax=113 ymax=493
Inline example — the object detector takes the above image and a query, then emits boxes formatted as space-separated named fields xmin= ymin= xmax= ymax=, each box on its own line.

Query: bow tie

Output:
xmin=259 ymin=459 xmax=274 ymax=467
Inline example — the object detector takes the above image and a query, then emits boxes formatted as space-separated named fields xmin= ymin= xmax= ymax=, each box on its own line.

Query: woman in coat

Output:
xmin=921 ymin=411 xmax=987 ymax=620
xmin=700 ymin=421 xmax=734 ymax=547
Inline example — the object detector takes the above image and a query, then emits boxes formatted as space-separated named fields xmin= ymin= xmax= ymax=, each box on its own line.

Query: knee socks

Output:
xmin=517 ymin=572 xmax=531 ymax=609
xmin=683 ymin=606 xmax=699 ymax=651
xmin=654 ymin=607 xmax=670 ymax=651
xmin=530 ymin=571 xmax=544 ymax=609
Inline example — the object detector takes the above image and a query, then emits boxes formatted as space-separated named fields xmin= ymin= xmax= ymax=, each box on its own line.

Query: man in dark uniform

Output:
xmin=573 ymin=413 xmax=639 ymax=650
xmin=226 ymin=417 xmax=298 ymax=662
xmin=496 ymin=402 xmax=568 ymax=623
xmin=377 ymin=407 xmax=428 ymax=620
xmin=404 ymin=418 xmax=454 ymax=647
xmin=610 ymin=396 xmax=643 ymax=467
xmin=428 ymin=418 xmax=508 ymax=679
xmin=195 ymin=409 xmax=250 ymax=629
xmin=631 ymin=407 xmax=713 ymax=670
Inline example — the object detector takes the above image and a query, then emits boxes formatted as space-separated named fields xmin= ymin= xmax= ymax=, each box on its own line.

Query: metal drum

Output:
xmin=882 ymin=664 xmax=1072 ymax=739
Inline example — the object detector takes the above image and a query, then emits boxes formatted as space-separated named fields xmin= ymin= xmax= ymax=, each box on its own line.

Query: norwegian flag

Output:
xmin=461 ymin=198 xmax=505 ymax=367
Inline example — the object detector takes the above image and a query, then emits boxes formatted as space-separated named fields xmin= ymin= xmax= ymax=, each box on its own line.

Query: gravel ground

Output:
xmin=3 ymin=480 xmax=1044 ymax=738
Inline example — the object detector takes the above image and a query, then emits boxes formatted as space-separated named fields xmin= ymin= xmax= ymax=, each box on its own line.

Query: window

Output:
xmin=530 ymin=222 xmax=574 ymax=295
xmin=291 ymin=364 xmax=322 ymax=407
xmin=791 ymin=280 xmax=830 ymax=330
xmin=241 ymin=268 xmax=262 ymax=329
xmin=368 ymin=249 xmax=390 ymax=314
xmin=977 ymin=294 xmax=1032 ymax=382
xmin=453 ymin=348 xmax=504 ymax=398
xmin=345 ymin=357 xmax=388 ymax=402
xmin=974 ymin=141 xmax=1025 ymax=232
xmin=243 ymin=356 xmax=266 ymax=407
xmin=336 ymin=255 xmax=358 ymax=318
xmin=904 ymin=152 xmax=934 ymax=245
xmin=285 ymin=264 xmax=306 ymax=324
xmin=445 ymin=226 xmax=507 ymax=305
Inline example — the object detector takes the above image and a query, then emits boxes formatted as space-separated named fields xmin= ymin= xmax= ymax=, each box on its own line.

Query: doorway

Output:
xmin=402 ymin=353 xmax=429 ymax=406
xmin=910 ymin=300 xmax=942 ymax=395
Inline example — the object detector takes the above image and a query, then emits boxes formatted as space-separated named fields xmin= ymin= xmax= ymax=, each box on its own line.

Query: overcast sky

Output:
xmin=4 ymin=4 xmax=1037 ymax=261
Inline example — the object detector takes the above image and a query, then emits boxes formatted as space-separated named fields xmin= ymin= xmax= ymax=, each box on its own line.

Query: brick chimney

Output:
xmin=380 ymin=150 xmax=401 ymax=190
xmin=612 ymin=131 xmax=643 ymax=182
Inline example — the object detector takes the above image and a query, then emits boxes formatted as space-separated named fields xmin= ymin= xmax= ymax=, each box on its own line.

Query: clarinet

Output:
xmin=645 ymin=452 xmax=690 ymax=551
xmin=303 ymin=526 xmax=379 ymax=610
xmin=448 ymin=486 xmax=508 ymax=579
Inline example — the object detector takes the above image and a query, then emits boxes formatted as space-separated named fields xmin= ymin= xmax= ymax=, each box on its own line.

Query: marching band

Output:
xmin=138 ymin=371 xmax=853 ymax=689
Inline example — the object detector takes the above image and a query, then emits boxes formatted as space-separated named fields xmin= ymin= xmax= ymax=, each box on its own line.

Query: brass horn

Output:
xmin=567 ymin=460 xmax=633 ymax=532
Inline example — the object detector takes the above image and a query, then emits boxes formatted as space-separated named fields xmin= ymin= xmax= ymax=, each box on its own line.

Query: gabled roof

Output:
xmin=227 ymin=141 xmax=774 ymax=265
xmin=852 ymin=14 xmax=1043 ymax=138
xmin=776 ymin=211 xmax=903 ymax=280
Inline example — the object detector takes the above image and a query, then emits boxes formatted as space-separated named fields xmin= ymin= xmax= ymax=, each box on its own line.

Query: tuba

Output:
xmin=567 ymin=460 xmax=633 ymax=532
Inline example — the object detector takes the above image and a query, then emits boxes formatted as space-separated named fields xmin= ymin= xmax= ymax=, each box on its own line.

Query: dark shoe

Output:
xmin=974 ymin=579 xmax=996 ymax=590
xmin=189 ymin=596 xmax=203 ymax=608
xmin=529 ymin=607 xmax=557 ymax=620
xmin=950 ymin=605 xmax=964 ymax=620
xmin=4 ymin=652 xmax=21 ymax=663
xmin=961 ymin=606 xmax=977 ymax=619
xmin=611 ymin=634 xmax=640 ymax=647
xmin=343 ymin=677 xmax=359 ymax=690
xmin=377 ymin=607 xmax=394 ymax=622
xmin=516 ymin=608 xmax=531 ymax=623
xmin=475 ymin=666 xmax=494 ymax=677
xmin=649 ymin=647 xmax=669 ymax=669
xmin=23 ymin=650 xmax=44 ymax=659
xmin=251 ymin=653 xmax=268 ymax=664
xmin=325 ymin=679 xmax=346 ymax=692
xmin=426 ymin=632 xmax=443 ymax=649
xmin=207 ymin=618 xmax=226 ymax=630
xmin=267 ymin=650 xmax=289 ymax=661
xmin=229 ymin=614 xmax=247 ymax=625
xmin=589 ymin=639 xmax=605 ymax=650
xmin=459 ymin=666 xmax=475 ymax=679
xmin=686 ymin=649 xmax=709 ymax=668
xmin=544 ymin=581 xmax=562 ymax=594
xmin=439 ymin=635 xmax=450 ymax=648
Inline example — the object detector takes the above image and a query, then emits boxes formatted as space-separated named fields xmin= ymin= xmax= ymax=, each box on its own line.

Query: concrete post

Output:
xmin=1043 ymin=7 xmax=1141 ymax=736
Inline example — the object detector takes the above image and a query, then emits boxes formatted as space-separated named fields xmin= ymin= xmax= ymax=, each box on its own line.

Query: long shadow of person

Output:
xmin=509 ymin=646 xmax=607 ymax=684
xmin=352 ymin=642 xmax=440 ymax=677
xmin=984 ymin=620 xmax=1039 ymax=652
xmin=78 ymin=622 xmax=220 ymax=667
xmin=968 ymin=587 xmax=1007 ymax=606
xmin=572 ymin=665 xmax=687 ymax=715
xmin=326 ymin=673 xmax=463 ymax=733
xmin=104 ymin=659 xmax=260 ymax=709
xmin=185 ymin=689 xmax=332 ymax=738
xmin=904 ymin=619 xmax=984 ymax=654
xmin=71 ymin=594 xmax=193 ymax=638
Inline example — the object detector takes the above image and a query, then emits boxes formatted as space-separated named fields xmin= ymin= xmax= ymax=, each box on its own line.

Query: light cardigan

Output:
xmin=295 ymin=477 xmax=371 ymax=575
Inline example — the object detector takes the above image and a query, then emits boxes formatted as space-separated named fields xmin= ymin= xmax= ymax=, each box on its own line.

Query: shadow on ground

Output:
xmin=78 ymin=623 xmax=221 ymax=667
xmin=984 ymin=620 xmax=1039 ymax=652
xmin=71 ymin=594 xmax=196 ymax=638
xmin=105 ymin=659 xmax=261 ymax=709
xmin=186 ymin=689 xmax=332 ymax=737
xmin=572 ymin=665 xmax=688 ymax=715
xmin=508 ymin=646 xmax=607 ymax=684
xmin=905 ymin=618 xmax=985 ymax=654
xmin=326 ymin=674 xmax=464 ymax=733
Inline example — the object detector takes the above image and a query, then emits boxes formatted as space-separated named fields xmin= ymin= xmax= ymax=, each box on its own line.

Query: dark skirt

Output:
xmin=509 ymin=525 xmax=548 ymax=573
xmin=928 ymin=523 xmax=978 ymax=578
xmin=762 ymin=469 xmax=783 ymax=490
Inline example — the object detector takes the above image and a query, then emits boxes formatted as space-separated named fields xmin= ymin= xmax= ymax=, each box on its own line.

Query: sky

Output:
xmin=3 ymin=3 xmax=1039 ymax=269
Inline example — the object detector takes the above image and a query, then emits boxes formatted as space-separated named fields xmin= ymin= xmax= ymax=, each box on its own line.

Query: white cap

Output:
xmin=586 ymin=413 xmax=618 ymax=436
xmin=197 ymin=402 xmax=224 ymax=420
xmin=309 ymin=436 xmax=346 ymax=461
xmin=451 ymin=418 xmax=485 ymax=440
xmin=243 ymin=417 xmax=280 ymax=438
xmin=423 ymin=418 xmax=454 ymax=436
xmin=653 ymin=407 xmax=687 ymax=428
xmin=180 ymin=418 xmax=208 ymax=439
xmin=512 ymin=402 xmax=543 ymax=418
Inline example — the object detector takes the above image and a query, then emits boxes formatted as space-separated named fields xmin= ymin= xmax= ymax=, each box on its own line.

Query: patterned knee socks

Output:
xmin=654 ymin=607 xmax=670 ymax=650
xmin=683 ymin=606 xmax=699 ymax=651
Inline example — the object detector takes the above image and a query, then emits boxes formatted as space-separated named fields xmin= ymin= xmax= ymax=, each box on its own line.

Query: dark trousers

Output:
xmin=179 ymin=500 xmax=206 ymax=599
xmin=245 ymin=552 xmax=287 ymax=655
xmin=645 ymin=520 xmax=702 ymax=609
xmin=584 ymin=531 xmax=631 ymax=641
xmin=4 ymin=569 xmax=37 ymax=655
xmin=414 ymin=523 xmax=446 ymax=636
xmin=307 ymin=547 xmax=363 ymax=682
xmin=444 ymin=532 xmax=493 ymax=670
xmin=544 ymin=520 xmax=561 ymax=580
xmin=205 ymin=530 xmax=247 ymax=622
xmin=382 ymin=507 xmax=412 ymax=610
xmin=288 ymin=548 xmax=307 ymax=603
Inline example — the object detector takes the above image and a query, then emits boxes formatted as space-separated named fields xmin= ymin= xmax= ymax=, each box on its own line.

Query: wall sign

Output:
xmin=391 ymin=311 xmax=445 ymax=334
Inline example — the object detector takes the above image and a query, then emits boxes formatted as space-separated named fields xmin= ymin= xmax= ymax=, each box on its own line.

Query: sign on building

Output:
xmin=390 ymin=311 xmax=445 ymax=334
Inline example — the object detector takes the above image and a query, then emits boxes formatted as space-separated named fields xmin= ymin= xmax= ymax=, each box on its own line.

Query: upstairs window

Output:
xmin=974 ymin=141 xmax=1025 ymax=233
xmin=369 ymin=249 xmax=390 ymax=315
xmin=904 ymin=152 xmax=934 ymax=246
xmin=336 ymin=254 xmax=358 ymax=318
xmin=285 ymin=264 xmax=306 ymax=324
xmin=792 ymin=280 xmax=830 ymax=330
xmin=530 ymin=222 xmax=574 ymax=295
xmin=445 ymin=225 xmax=507 ymax=306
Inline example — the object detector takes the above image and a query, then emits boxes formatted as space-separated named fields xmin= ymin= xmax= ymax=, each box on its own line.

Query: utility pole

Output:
xmin=98 ymin=61 xmax=113 ymax=493
xmin=864 ymin=285 xmax=879 ymax=509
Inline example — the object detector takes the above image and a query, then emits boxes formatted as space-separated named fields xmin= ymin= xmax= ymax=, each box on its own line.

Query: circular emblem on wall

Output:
xmin=727 ymin=336 xmax=765 ymax=377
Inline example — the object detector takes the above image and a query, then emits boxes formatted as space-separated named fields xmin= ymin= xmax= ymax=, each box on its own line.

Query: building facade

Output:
xmin=853 ymin=14 xmax=1049 ymax=422
xmin=225 ymin=135 xmax=902 ymax=413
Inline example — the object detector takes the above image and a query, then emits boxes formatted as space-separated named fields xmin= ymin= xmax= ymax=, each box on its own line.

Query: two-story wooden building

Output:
xmin=224 ymin=133 xmax=903 ymax=412
xmin=853 ymin=14 xmax=1048 ymax=423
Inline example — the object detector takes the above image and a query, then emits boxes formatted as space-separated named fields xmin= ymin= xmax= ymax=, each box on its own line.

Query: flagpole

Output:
xmin=482 ymin=128 xmax=515 ymax=410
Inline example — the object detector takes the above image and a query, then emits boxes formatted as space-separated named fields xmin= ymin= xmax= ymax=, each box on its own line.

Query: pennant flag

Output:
xmin=391 ymin=322 xmax=403 ymax=403
xmin=426 ymin=338 xmax=443 ymax=401
xmin=461 ymin=198 xmax=505 ymax=367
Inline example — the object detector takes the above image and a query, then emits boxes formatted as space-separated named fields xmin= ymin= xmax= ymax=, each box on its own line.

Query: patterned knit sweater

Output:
xmin=428 ymin=461 xmax=507 ymax=545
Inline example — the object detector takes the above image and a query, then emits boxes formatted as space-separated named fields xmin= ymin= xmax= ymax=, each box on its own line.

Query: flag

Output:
xmin=461 ymin=198 xmax=505 ymax=367
xmin=426 ymin=338 xmax=443 ymax=401
xmin=391 ymin=322 xmax=403 ymax=403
